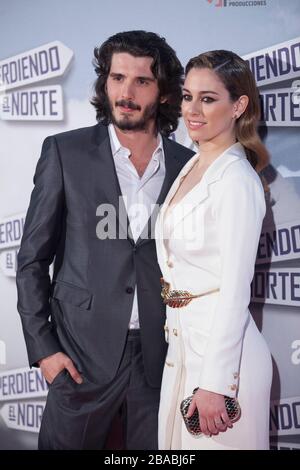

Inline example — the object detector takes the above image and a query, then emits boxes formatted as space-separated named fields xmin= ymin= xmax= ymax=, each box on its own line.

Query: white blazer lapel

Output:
xmin=166 ymin=142 xmax=247 ymax=233
xmin=161 ymin=153 xmax=200 ymax=208
xmin=156 ymin=142 xmax=247 ymax=273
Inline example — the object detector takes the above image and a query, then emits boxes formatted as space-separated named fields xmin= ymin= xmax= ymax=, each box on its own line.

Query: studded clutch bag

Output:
xmin=180 ymin=388 xmax=241 ymax=436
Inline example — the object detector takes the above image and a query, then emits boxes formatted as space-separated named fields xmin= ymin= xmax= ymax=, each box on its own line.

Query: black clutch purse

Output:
xmin=180 ymin=388 xmax=241 ymax=436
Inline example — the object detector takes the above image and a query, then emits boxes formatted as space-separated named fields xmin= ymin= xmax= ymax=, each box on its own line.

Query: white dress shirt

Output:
xmin=108 ymin=124 xmax=166 ymax=329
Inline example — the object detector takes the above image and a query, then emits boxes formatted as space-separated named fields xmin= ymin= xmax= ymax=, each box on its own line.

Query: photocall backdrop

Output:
xmin=0 ymin=0 xmax=299 ymax=450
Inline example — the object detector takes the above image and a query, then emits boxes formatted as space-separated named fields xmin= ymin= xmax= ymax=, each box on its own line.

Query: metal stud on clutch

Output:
xmin=180 ymin=388 xmax=241 ymax=436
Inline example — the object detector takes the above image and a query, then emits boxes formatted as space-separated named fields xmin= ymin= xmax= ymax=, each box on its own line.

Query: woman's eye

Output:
xmin=182 ymin=94 xmax=192 ymax=101
xmin=202 ymin=96 xmax=215 ymax=103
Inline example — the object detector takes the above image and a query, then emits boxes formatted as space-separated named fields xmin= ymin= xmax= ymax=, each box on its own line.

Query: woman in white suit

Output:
xmin=155 ymin=50 xmax=273 ymax=450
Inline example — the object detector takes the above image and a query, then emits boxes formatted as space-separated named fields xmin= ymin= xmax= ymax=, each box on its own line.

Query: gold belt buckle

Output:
xmin=160 ymin=277 xmax=201 ymax=308
xmin=160 ymin=277 xmax=219 ymax=309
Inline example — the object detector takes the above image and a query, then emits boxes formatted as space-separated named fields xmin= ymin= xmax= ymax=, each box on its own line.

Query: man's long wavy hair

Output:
xmin=91 ymin=30 xmax=183 ymax=136
xmin=186 ymin=50 xmax=269 ymax=171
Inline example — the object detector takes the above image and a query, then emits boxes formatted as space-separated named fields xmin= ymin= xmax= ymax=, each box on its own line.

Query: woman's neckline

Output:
xmin=164 ymin=141 xmax=242 ymax=217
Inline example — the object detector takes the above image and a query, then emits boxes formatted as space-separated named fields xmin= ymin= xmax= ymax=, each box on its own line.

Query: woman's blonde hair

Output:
xmin=185 ymin=50 xmax=269 ymax=171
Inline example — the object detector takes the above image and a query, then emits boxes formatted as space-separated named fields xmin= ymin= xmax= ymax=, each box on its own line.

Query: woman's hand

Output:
xmin=186 ymin=388 xmax=233 ymax=436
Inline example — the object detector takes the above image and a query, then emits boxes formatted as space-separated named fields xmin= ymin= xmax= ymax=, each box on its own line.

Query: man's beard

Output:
xmin=107 ymin=97 xmax=158 ymax=131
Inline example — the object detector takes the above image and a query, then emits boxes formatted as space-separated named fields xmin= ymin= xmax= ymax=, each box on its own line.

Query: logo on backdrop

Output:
xmin=0 ymin=41 xmax=73 ymax=121
xmin=206 ymin=0 xmax=267 ymax=7
xmin=1 ymin=85 xmax=63 ymax=121
xmin=251 ymin=267 xmax=300 ymax=307
xmin=270 ymin=397 xmax=300 ymax=437
xmin=0 ymin=367 xmax=48 ymax=433
xmin=0 ymin=212 xmax=26 ymax=277
xmin=256 ymin=220 xmax=300 ymax=265
xmin=270 ymin=441 xmax=300 ymax=450
xmin=0 ymin=402 xmax=45 ymax=433
xmin=0 ymin=367 xmax=48 ymax=401
xmin=242 ymin=36 xmax=300 ymax=127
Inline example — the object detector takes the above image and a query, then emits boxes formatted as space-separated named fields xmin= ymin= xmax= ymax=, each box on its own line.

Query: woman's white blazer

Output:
xmin=155 ymin=142 xmax=272 ymax=449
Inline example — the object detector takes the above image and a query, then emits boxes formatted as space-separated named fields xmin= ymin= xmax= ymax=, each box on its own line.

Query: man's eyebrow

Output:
xmin=137 ymin=76 xmax=155 ymax=81
xmin=109 ymin=72 xmax=155 ymax=81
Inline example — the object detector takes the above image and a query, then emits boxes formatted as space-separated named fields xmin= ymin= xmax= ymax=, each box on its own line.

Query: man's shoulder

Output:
xmin=164 ymin=137 xmax=194 ymax=153
xmin=163 ymin=136 xmax=195 ymax=162
xmin=47 ymin=122 xmax=106 ymax=146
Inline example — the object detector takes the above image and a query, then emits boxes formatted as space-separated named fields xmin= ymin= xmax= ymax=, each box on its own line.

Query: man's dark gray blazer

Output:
xmin=16 ymin=123 xmax=194 ymax=388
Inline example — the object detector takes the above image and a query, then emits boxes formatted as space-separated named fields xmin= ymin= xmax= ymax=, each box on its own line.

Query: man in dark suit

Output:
xmin=16 ymin=30 xmax=194 ymax=450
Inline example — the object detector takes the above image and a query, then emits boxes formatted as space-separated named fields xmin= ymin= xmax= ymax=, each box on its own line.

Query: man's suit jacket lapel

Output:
xmin=89 ymin=124 xmax=189 ymax=247
xmin=88 ymin=124 xmax=134 ymax=243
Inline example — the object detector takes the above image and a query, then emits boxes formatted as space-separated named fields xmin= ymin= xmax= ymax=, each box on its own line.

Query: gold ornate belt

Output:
xmin=160 ymin=277 xmax=220 ymax=308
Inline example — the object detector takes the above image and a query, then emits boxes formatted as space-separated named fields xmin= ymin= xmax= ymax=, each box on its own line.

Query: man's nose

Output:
xmin=121 ymin=81 xmax=135 ymax=100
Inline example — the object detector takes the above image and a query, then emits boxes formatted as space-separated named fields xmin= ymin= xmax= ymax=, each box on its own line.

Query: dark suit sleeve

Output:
xmin=16 ymin=136 xmax=64 ymax=367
